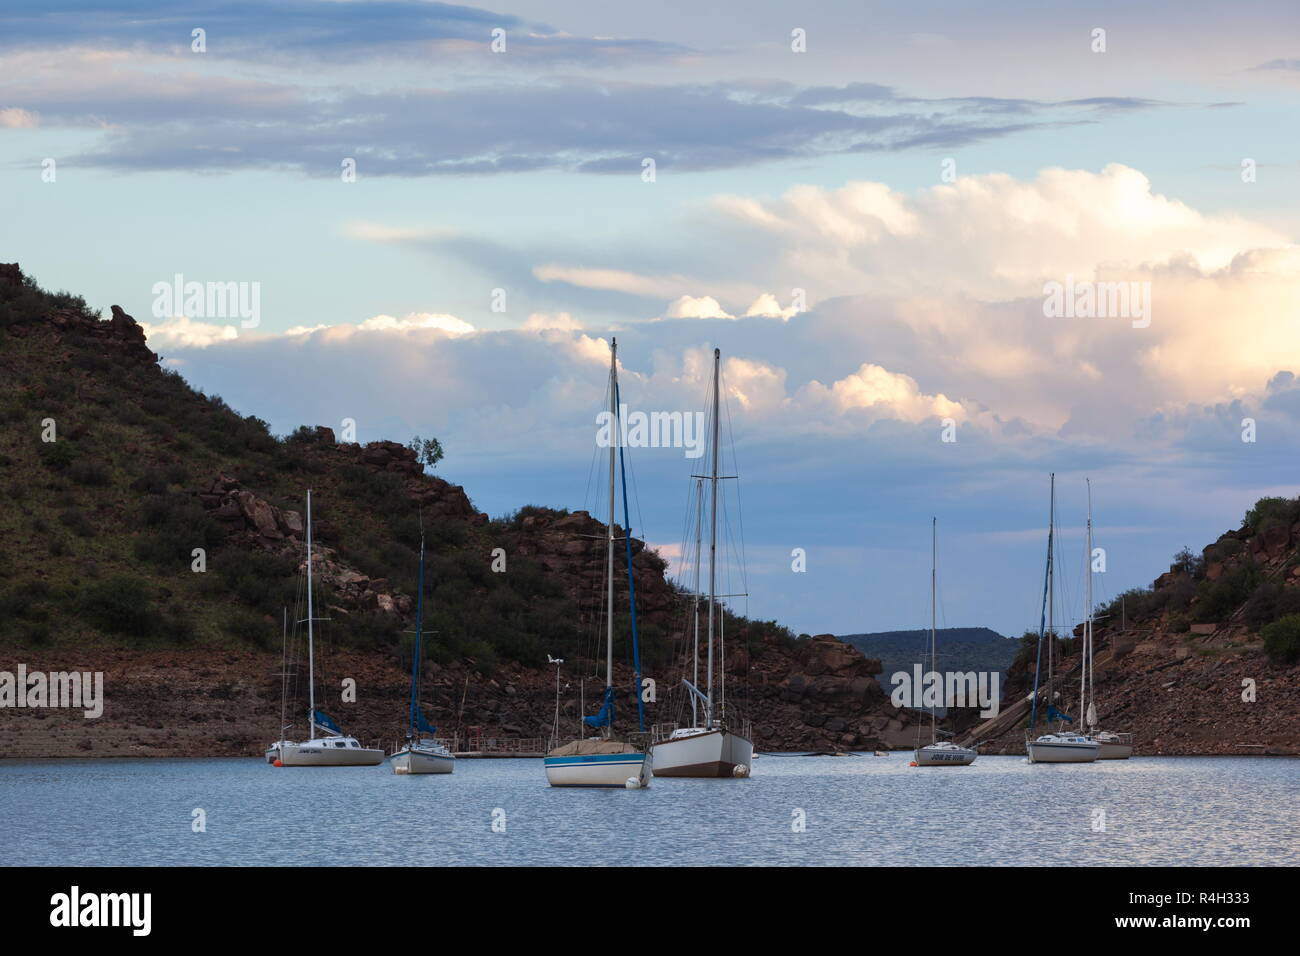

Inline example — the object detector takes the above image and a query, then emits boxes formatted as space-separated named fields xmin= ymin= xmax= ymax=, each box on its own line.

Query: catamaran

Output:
xmin=1026 ymin=474 xmax=1100 ymax=764
xmin=1080 ymin=479 xmax=1133 ymax=759
xmin=390 ymin=535 xmax=455 ymax=774
xmin=914 ymin=518 xmax=977 ymax=766
xmin=268 ymin=489 xmax=385 ymax=767
xmin=650 ymin=347 xmax=754 ymax=778
xmin=543 ymin=338 xmax=651 ymax=789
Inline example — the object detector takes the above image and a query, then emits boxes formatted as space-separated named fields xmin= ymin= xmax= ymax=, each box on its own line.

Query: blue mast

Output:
xmin=407 ymin=535 xmax=425 ymax=738
xmin=615 ymin=381 xmax=646 ymax=732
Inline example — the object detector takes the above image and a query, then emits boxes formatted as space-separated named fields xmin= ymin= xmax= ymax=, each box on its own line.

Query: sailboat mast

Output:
xmin=606 ymin=339 xmax=617 ymax=694
xmin=930 ymin=517 xmax=937 ymax=745
xmin=1086 ymin=478 xmax=1094 ymax=728
xmin=409 ymin=535 xmax=425 ymax=738
xmin=279 ymin=606 xmax=287 ymax=747
xmin=691 ymin=478 xmax=704 ymax=727
xmin=1080 ymin=482 xmax=1088 ymax=723
xmin=706 ymin=347 xmax=721 ymax=727
xmin=1046 ymin=474 xmax=1055 ymax=716
xmin=306 ymin=488 xmax=316 ymax=741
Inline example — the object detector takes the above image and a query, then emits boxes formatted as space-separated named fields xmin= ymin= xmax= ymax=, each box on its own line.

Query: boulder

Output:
xmin=234 ymin=491 xmax=282 ymax=539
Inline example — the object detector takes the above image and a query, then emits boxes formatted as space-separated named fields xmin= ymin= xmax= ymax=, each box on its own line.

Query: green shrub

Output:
xmin=135 ymin=493 xmax=221 ymax=567
xmin=38 ymin=442 xmax=75 ymax=471
xmin=211 ymin=548 xmax=296 ymax=607
xmin=68 ymin=460 xmax=110 ymax=487
xmin=1261 ymin=614 xmax=1300 ymax=666
xmin=58 ymin=509 xmax=95 ymax=538
xmin=79 ymin=575 xmax=161 ymax=636
xmin=1195 ymin=559 xmax=1261 ymax=622
xmin=221 ymin=607 xmax=273 ymax=648
xmin=1243 ymin=497 xmax=1300 ymax=534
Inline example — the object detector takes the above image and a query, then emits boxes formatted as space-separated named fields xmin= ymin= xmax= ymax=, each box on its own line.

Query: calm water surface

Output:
xmin=1 ymin=755 xmax=1296 ymax=866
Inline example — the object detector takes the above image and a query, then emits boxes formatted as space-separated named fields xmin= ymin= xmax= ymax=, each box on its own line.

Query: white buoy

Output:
xmin=625 ymin=776 xmax=642 ymax=789
xmin=732 ymin=764 xmax=750 ymax=778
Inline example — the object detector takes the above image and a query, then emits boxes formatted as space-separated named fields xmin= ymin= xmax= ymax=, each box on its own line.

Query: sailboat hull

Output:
xmin=391 ymin=746 xmax=456 ymax=774
xmin=651 ymin=729 xmax=753 ymax=777
xmin=1097 ymin=742 xmax=1132 ymax=759
xmin=276 ymin=740 xmax=385 ymax=767
xmin=1026 ymin=738 xmax=1101 ymax=763
xmin=914 ymin=745 xmax=977 ymax=766
xmin=544 ymin=752 xmax=651 ymax=788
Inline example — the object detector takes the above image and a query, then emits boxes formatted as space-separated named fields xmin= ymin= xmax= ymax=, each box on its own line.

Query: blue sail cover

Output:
xmin=416 ymin=707 xmax=437 ymax=734
xmin=1046 ymin=705 xmax=1073 ymax=723
xmin=583 ymin=687 xmax=615 ymax=728
xmin=313 ymin=709 xmax=342 ymax=734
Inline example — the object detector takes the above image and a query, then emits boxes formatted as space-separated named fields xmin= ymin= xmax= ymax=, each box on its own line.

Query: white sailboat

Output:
xmin=651 ymin=347 xmax=754 ymax=778
xmin=269 ymin=489 xmax=385 ymax=768
xmin=914 ymin=519 xmax=977 ymax=767
xmin=1027 ymin=474 xmax=1100 ymax=764
xmin=1080 ymin=479 xmax=1133 ymax=759
xmin=543 ymin=338 xmax=651 ymax=789
xmin=390 ymin=534 xmax=455 ymax=774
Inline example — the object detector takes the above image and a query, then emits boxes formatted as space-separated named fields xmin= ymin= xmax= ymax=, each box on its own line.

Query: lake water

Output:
xmin=1 ymin=755 xmax=1296 ymax=866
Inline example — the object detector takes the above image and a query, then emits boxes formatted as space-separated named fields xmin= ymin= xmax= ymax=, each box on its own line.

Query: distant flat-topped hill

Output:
xmin=838 ymin=628 xmax=1018 ymax=683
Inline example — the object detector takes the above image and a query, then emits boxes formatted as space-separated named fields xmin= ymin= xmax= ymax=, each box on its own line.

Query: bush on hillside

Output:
xmin=1261 ymin=614 xmax=1300 ymax=666
xmin=1243 ymin=496 xmax=1300 ymax=535
xmin=1194 ymin=558 xmax=1261 ymax=622
xmin=210 ymin=548 xmax=297 ymax=608
xmin=134 ymin=493 xmax=222 ymax=567
xmin=1243 ymin=582 xmax=1300 ymax=631
xmin=79 ymin=575 xmax=162 ymax=637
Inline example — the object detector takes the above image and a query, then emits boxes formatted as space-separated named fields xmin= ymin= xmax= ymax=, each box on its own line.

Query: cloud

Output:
xmin=357 ymin=312 xmax=474 ymax=335
xmin=341 ymin=222 xmax=457 ymax=243
xmin=800 ymin=363 xmax=967 ymax=423
xmin=0 ymin=1 xmax=690 ymax=66
xmin=523 ymin=312 xmax=584 ymax=331
xmin=0 ymin=33 xmax=1198 ymax=178
xmin=0 ymin=107 xmax=39 ymax=128
xmin=706 ymin=164 xmax=1290 ymax=301
xmin=664 ymin=295 xmax=733 ymax=319
xmin=139 ymin=315 xmax=239 ymax=349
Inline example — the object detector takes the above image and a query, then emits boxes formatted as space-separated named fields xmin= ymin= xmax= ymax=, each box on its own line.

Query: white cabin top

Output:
xmin=299 ymin=736 xmax=365 ymax=750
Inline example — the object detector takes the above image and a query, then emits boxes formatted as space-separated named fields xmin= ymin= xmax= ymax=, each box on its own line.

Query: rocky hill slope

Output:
xmin=0 ymin=264 xmax=926 ymax=756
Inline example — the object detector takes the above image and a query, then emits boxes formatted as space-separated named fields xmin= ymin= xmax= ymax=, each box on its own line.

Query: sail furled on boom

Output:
xmin=313 ymin=709 xmax=342 ymax=735
xmin=416 ymin=707 xmax=438 ymax=735
xmin=583 ymin=686 xmax=616 ymax=728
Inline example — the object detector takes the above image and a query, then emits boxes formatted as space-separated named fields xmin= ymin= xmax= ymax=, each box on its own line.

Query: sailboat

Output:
xmin=914 ymin=518 xmax=977 ymax=766
xmin=268 ymin=489 xmax=385 ymax=767
xmin=390 ymin=534 xmax=455 ymax=774
xmin=650 ymin=347 xmax=754 ymax=778
xmin=1080 ymin=479 xmax=1134 ymax=760
xmin=1026 ymin=474 xmax=1100 ymax=764
xmin=542 ymin=337 xmax=652 ymax=789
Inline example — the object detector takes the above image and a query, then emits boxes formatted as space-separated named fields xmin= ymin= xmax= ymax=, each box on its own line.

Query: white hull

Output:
xmin=391 ymin=745 xmax=456 ymax=774
xmin=274 ymin=739 xmax=385 ymax=767
xmin=651 ymin=728 xmax=753 ymax=778
xmin=1097 ymin=741 xmax=1132 ymax=759
xmin=914 ymin=744 xmax=977 ymax=766
xmin=1027 ymin=737 xmax=1101 ymax=763
xmin=544 ymin=751 xmax=651 ymax=788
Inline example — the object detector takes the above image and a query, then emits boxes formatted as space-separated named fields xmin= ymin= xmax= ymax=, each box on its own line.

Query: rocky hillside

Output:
xmin=0 ymin=264 xmax=927 ymax=756
xmin=977 ymin=500 xmax=1300 ymax=755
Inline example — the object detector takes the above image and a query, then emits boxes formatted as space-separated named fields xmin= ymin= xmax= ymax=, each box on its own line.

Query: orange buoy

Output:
xmin=273 ymin=759 xmax=282 ymax=767
xmin=908 ymin=761 xmax=918 ymax=767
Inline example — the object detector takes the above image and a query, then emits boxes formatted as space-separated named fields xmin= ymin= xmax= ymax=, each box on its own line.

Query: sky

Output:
xmin=2 ymin=0 xmax=1299 ymax=639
